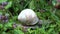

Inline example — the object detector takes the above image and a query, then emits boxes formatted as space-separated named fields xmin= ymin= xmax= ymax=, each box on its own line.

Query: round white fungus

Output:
xmin=18 ymin=9 xmax=39 ymax=25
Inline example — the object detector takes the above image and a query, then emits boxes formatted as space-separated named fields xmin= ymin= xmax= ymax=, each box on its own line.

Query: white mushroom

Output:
xmin=18 ymin=9 xmax=39 ymax=25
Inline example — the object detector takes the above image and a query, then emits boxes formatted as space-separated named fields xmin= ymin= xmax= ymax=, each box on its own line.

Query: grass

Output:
xmin=0 ymin=0 xmax=60 ymax=34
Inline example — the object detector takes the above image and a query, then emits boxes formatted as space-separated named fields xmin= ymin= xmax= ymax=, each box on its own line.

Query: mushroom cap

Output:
xmin=18 ymin=9 xmax=39 ymax=25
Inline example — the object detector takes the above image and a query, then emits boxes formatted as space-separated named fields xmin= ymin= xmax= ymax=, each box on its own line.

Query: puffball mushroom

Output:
xmin=18 ymin=9 xmax=39 ymax=25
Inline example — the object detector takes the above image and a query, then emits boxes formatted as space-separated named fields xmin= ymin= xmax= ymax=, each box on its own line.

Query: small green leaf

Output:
xmin=4 ymin=22 xmax=13 ymax=28
xmin=2 ymin=32 xmax=6 ymax=34
xmin=14 ymin=29 xmax=24 ymax=34
xmin=0 ymin=0 xmax=7 ymax=3
xmin=0 ymin=24 xmax=3 ymax=28
xmin=5 ymin=1 xmax=12 ymax=9
xmin=29 ymin=0 xmax=35 ymax=9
